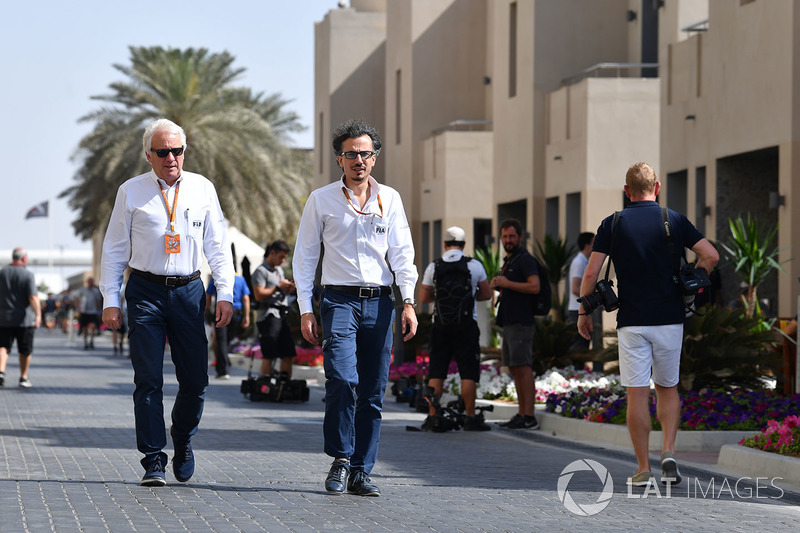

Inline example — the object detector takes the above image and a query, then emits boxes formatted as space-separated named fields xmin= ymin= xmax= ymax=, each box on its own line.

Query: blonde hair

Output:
xmin=625 ymin=162 xmax=658 ymax=198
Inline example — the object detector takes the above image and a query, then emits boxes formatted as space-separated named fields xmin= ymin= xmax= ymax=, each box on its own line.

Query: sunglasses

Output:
xmin=150 ymin=147 xmax=185 ymax=158
xmin=340 ymin=150 xmax=376 ymax=160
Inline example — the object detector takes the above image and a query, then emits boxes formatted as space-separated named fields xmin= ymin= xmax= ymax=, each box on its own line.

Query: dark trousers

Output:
xmin=126 ymin=274 xmax=208 ymax=469
xmin=319 ymin=289 xmax=394 ymax=474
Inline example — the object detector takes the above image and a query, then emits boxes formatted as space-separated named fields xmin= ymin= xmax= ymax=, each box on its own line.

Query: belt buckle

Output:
xmin=165 ymin=276 xmax=180 ymax=287
xmin=359 ymin=287 xmax=373 ymax=298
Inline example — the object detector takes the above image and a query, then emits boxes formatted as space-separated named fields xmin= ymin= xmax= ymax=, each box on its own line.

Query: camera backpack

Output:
xmin=433 ymin=256 xmax=474 ymax=325
xmin=531 ymin=258 xmax=552 ymax=316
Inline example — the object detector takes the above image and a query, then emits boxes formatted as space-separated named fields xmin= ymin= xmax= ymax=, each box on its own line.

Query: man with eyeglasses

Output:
xmin=99 ymin=118 xmax=234 ymax=487
xmin=294 ymin=119 xmax=418 ymax=497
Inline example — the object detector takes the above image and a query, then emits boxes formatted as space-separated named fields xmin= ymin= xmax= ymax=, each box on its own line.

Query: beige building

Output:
xmin=314 ymin=0 xmax=800 ymax=319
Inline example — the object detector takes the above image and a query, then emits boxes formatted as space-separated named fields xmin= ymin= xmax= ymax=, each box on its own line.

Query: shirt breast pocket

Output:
xmin=372 ymin=223 xmax=388 ymax=246
xmin=186 ymin=209 xmax=205 ymax=240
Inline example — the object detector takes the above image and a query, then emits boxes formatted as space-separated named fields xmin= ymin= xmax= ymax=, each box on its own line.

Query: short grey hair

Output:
xmin=12 ymin=247 xmax=27 ymax=261
xmin=142 ymin=118 xmax=187 ymax=160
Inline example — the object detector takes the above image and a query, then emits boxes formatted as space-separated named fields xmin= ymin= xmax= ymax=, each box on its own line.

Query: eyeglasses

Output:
xmin=150 ymin=147 xmax=185 ymax=158
xmin=340 ymin=150 xmax=376 ymax=160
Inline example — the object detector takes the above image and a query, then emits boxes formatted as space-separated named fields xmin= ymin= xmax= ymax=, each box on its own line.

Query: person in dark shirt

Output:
xmin=577 ymin=162 xmax=718 ymax=488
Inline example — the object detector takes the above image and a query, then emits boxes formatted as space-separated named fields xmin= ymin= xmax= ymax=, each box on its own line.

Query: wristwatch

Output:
xmin=403 ymin=298 xmax=417 ymax=309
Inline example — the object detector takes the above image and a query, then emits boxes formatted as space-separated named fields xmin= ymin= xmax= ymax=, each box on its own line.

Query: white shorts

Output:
xmin=617 ymin=324 xmax=684 ymax=387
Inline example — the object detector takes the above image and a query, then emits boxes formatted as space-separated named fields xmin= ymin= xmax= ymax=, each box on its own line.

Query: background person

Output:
xmin=77 ymin=277 xmax=103 ymax=350
xmin=419 ymin=226 xmax=492 ymax=431
xmin=293 ymin=119 xmax=418 ymax=497
xmin=206 ymin=253 xmax=251 ymax=379
xmin=100 ymin=118 xmax=234 ymax=487
xmin=567 ymin=232 xmax=602 ymax=353
xmin=577 ymin=162 xmax=718 ymax=488
xmin=490 ymin=219 xmax=541 ymax=430
xmin=252 ymin=240 xmax=296 ymax=378
xmin=0 ymin=247 xmax=41 ymax=388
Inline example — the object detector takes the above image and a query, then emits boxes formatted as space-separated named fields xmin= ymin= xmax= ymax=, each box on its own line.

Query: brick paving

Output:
xmin=1 ymin=330 xmax=798 ymax=532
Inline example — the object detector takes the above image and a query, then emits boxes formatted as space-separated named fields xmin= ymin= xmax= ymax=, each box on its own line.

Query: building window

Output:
xmin=545 ymin=197 xmax=559 ymax=240
xmin=509 ymin=2 xmax=517 ymax=99
xmin=318 ymin=112 xmax=324 ymax=174
xmin=433 ymin=220 xmax=442 ymax=260
xmin=396 ymin=69 xmax=402 ymax=144
xmin=421 ymin=221 xmax=430 ymax=272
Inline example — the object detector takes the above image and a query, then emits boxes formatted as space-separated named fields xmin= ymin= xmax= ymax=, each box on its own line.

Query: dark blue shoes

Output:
xmin=140 ymin=461 xmax=167 ymax=487
xmin=171 ymin=427 xmax=195 ymax=483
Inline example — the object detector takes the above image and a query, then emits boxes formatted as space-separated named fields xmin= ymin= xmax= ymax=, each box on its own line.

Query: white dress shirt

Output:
xmin=99 ymin=170 xmax=234 ymax=308
xmin=293 ymin=175 xmax=418 ymax=316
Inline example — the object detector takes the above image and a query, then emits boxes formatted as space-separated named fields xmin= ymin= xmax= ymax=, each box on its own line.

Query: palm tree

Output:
xmin=721 ymin=213 xmax=788 ymax=317
xmin=535 ymin=234 xmax=576 ymax=321
xmin=61 ymin=46 xmax=310 ymax=253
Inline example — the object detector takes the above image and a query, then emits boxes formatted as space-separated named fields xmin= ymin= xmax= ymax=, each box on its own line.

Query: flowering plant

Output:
xmin=388 ymin=352 xmax=430 ymax=382
xmin=444 ymin=363 xmax=517 ymax=401
xmin=739 ymin=415 xmax=800 ymax=456
xmin=295 ymin=346 xmax=324 ymax=366
xmin=545 ymin=385 xmax=800 ymax=432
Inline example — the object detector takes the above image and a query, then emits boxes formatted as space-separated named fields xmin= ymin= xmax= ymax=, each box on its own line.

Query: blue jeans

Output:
xmin=320 ymin=289 xmax=395 ymax=474
xmin=125 ymin=274 xmax=208 ymax=469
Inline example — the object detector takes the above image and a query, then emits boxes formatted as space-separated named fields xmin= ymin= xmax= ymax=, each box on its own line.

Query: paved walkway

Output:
xmin=1 ymin=330 xmax=798 ymax=532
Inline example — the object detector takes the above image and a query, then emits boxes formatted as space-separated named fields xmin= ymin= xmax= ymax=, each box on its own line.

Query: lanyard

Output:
xmin=159 ymin=181 xmax=181 ymax=233
xmin=342 ymin=187 xmax=383 ymax=218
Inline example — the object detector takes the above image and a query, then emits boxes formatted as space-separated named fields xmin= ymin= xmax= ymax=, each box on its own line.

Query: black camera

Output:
xmin=240 ymin=371 xmax=310 ymax=402
xmin=578 ymin=279 xmax=620 ymax=313
xmin=419 ymin=392 xmax=494 ymax=432
xmin=674 ymin=264 xmax=710 ymax=296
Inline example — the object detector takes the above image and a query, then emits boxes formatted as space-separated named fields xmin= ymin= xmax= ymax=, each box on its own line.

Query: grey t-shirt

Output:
xmin=0 ymin=265 xmax=37 ymax=327
xmin=252 ymin=262 xmax=289 ymax=322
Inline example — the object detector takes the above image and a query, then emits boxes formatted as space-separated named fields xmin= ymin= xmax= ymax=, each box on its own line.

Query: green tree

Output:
xmin=61 ymin=46 xmax=310 ymax=247
xmin=535 ymin=234 xmax=576 ymax=321
xmin=720 ymin=213 xmax=788 ymax=317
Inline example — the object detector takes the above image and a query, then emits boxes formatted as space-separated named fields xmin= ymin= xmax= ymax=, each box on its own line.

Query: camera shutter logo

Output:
xmin=557 ymin=459 xmax=614 ymax=516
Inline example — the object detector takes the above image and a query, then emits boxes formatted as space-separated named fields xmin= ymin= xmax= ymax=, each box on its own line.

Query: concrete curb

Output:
xmin=718 ymin=444 xmax=800 ymax=486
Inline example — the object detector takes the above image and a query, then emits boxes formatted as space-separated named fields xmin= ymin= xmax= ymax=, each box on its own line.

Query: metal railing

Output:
xmin=561 ymin=62 xmax=659 ymax=87
xmin=681 ymin=18 xmax=709 ymax=34
xmin=431 ymin=119 xmax=493 ymax=136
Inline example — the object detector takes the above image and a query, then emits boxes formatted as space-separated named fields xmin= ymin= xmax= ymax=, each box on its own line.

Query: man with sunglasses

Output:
xmin=99 ymin=118 xmax=234 ymax=487
xmin=294 ymin=119 xmax=418 ymax=497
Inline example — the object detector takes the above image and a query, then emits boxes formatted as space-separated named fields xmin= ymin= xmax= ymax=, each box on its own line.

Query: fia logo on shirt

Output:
xmin=193 ymin=221 xmax=202 ymax=228
xmin=374 ymin=225 xmax=387 ymax=236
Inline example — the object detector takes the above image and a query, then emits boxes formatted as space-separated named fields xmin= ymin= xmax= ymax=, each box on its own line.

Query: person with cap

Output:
xmin=419 ymin=226 xmax=492 ymax=431
xmin=293 ymin=118 xmax=418 ymax=497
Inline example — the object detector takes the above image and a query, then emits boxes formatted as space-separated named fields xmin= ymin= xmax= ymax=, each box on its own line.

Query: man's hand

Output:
xmin=216 ymin=301 xmax=233 ymax=328
xmin=401 ymin=304 xmax=418 ymax=341
xmin=490 ymin=275 xmax=508 ymax=290
xmin=301 ymin=312 xmax=320 ymax=345
xmin=103 ymin=307 xmax=122 ymax=330
xmin=577 ymin=313 xmax=593 ymax=340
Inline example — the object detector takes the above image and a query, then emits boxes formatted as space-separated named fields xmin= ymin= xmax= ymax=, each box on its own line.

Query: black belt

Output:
xmin=132 ymin=269 xmax=201 ymax=287
xmin=324 ymin=285 xmax=392 ymax=298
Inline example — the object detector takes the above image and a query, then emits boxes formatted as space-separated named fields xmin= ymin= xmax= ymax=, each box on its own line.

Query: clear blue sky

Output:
xmin=0 ymin=0 xmax=339 ymax=253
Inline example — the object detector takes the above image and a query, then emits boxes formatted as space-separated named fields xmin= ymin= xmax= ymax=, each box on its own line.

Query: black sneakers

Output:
xmin=141 ymin=461 xmax=167 ymax=487
xmin=325 ymin=460 xmax=350 ymax=493
xmin=499 ymin=414 xmax=539 ymax=430
xmin=0 ymin=371 xmax=5 ymax=387
xmin=347 ymin=470 xmax=380 ymax=497
xmin=464 ymin=414 xmax=491 ymax=431
xmin=171 ymin=427 xmax=195 ymax=482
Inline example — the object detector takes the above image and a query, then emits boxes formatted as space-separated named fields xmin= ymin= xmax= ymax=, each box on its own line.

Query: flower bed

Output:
xmin=233 ymin=343 xmax=324 ymax=366
xmin=739 ymin=415 xmax=800 ymax=457
xmin=544 ymin=380 xmax=800 ymax=432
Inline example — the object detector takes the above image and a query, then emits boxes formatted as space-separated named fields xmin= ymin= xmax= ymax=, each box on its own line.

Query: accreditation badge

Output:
xmin=165 ymin=232 xmax=181 ymax=254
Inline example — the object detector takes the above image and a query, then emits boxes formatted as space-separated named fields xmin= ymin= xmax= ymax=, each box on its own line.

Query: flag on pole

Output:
xmin=25 ymin=200 xmax=49 ymax=219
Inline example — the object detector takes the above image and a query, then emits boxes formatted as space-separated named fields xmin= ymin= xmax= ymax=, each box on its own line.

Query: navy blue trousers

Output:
xmin=125 ymin=274 xmax=208 ymax=469
xmin=320 ymin=289 xmax=395 ymax=474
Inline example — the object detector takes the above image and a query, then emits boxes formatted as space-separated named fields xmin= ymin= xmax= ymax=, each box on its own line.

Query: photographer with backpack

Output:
xmin=491 ymin=218 xmax=544 ymax=430
xmin=419 ymin=227 xmax=492 ymax=431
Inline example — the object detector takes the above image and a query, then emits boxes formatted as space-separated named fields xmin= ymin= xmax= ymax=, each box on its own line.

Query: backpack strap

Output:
xmin=602 ymin=211 xmax=621 ymax=282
